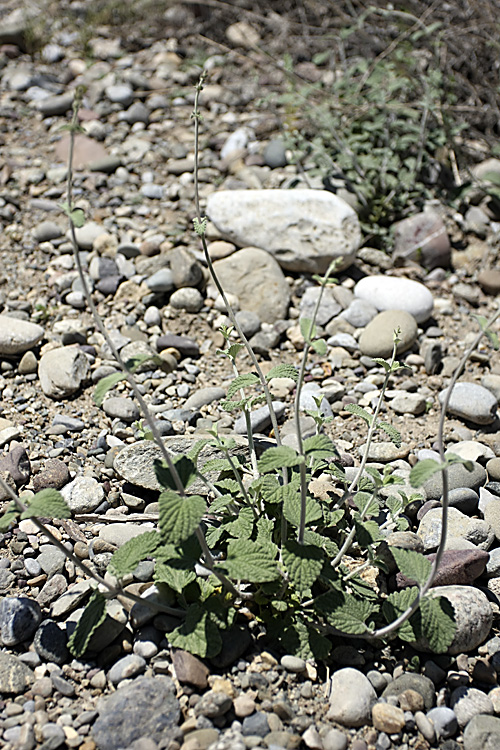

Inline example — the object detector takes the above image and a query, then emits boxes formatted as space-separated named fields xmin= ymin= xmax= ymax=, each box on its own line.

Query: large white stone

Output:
xmin=354 ymin=275 xmax=434 ymax=323
xmin=39 ymin=345 xmax=90 ymax=399
xmin=206 ymin=189 xmax=361 ymax=273
xmin=328 ymin=668 xmax=377 ymax=727
xmin=0 ymin=315 xmax=44 ymax=355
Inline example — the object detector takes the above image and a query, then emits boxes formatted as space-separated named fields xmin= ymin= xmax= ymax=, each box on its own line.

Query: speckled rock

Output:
xmin=422 ymin=460 xmax=487 ymax=500
xmin=382 ymin=674 xmax=436 ymax=711
xmin=463 ymin=714 xmax=500 ymax=750
xmin=0 ymin=652 xmax=35 ymax=694
xmin=417 ymin=507 xmax=494 ymax=551
xmin=61 ymin=476 xmax=104 ymax=513
xmin=450 ymin=686 xmax=494 ymax=727
xmin=0 ymin=597 xmax=42 ymax=647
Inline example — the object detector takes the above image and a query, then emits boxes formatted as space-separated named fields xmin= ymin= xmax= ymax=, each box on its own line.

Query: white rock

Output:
xmin=38 ymin=345 xmax=90 ymax=399
xmin=354 ymin=275 xmax=434 ymax=323
xmin=328 ymin=667 xmax=377 ymax=727
xmin=0 ymin=315 xmax=44 ymax=355
xmin=206 ymin=189 xmax=361 ymax=273
xmin=61 ymin=476 xmax=104 ymax=513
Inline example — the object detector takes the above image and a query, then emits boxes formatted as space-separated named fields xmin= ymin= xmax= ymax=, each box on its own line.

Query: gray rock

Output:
xmin=328 ymin=668 xmax=377 ymax=727
xmin=450 ymin=686 xmax=494 ymax=727
xmin=417 ymin=507 xmax=493 ymax=550
xmin=423 ymin=460 xmax=487 ymax=500
xmin=169 ymin=287 xmax=204 ymax=312
xmin=322 ymin=728 xmax=348 ymax=750
xmin=98 ymin=524 xmax=150 ymax=547
xmin=156 ymin=334 xmax=199 ymax=358
xmin=439 ymin=383 xmax=498 ymax=425
xmin=463 ymin=714 xmax=500 ymax=750
xmin=263 ymin=139 xmax=287 ymax=168
xmin=50 ymin=581 xmax=93 ymax=617
xmin=0 ymin=597 xmax=42 ymax=646
xmin=171 ymin=649 xmax=209 ymax=689
xmin=169 ymin=247 xmax=203 ymax=288
xmin=33 ymin=619 xmax=68 ymax=665
xmin=426 ymin=706 xmax=458 ymax=738
xmin=235 ymin=310 xmax=261 ymax=338
xmin=340 ymin=298 xmax=378 ymax=328
xmin=389 ymin=392 xmax=426 ymax=415
xmin=195 ymin=690 xmax=232 ymax=718
xmin=382 ymin=674 xmax=435 ymax=711
xmin=0 ymin=652 xmax=35 ymax=694
xmin=105 ymin=84 xmax=134 ymax=106
xmin=359 ymin=310 xmax=418 ymax=358
xmin=207 ymin=189 xmax=361 ymax=273
xmin=141 ymin=183 xmax=164 ymax=199
xmin=234 ymin=401 xmax=286 ymax=434
xmin=184 ymin=387 xmax=225 ymax=410
xmin=146 ymin=269 xmax=175 ymax=293
xmin=39 ymin=345 xmax=90 ymax=399
xmin=484 ymin=499 xmax=500 ymax=542
xmin=482 ymin=373 xmax=500 ymax=403
xmin=299 ymin=383 xmax=332 ymax=418
xmin=74 ymin=222 xmax=104 ymax=250
xmin=448 ymin=487 xmax=479 ymax=514
xmin=241 ymin=711 xmax=270 ymax=737
xmin=92 ymin=676 xmax=180 ymax=750
xmin=327 ymin=332 xmax=358 ymax=351
xmin=413 ymin=586 xmax=493 ymax=655
xmin=0 ymin=315 xmax=44 ymax=355
xmin=123 ymin=102 xmax=150 ymax=125
xmin=354 ymin=275 xmax=434 ymax=323
xmin=392 ymin=210 xmax=451 ymax=269
xmin=103 ymin=397 xmax=140 ymax=422
xmin=280 ymin=655 xmax=306 ymax=673
xmin=213 ymin=247 xmax=290 ymax=324
xmin=61 ymin=476 xmax=104 ymax=513
xmin=37 ymin=545 xmax=67 ymax=576
xmin=299 ymin=287 xmax=342 ymax=326
xmin=108 ymin=654 xmax=146 ymax=684
xmin=33 ymin=221 xmax=64 ymax=243
xmin=37 ymin=91 xmax=74 ymax=116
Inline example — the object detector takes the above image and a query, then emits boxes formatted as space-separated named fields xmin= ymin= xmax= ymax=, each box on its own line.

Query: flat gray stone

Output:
xmin=439 ymin=383 xmax=498 ymax=425
xmin=0 ymin=315 xmax=44 ymax=355
xmin=450 ymin=686 xmax=494 ymax=727
xmin=0 ymin=597 xmax=42 ymax=647
xmin=207 ymin=189 xmax=361 ymax=273
xmin=355 ymin=275 xmax=434 ymax=323
xmin=464 ymin=714 xmax=500 ymax=750
xmin=103 ymin=397 xmax=140 ymax=422
xmin=382 ymin=673 xmax=435 ymax=711
xmin=184 ymin=387 xmax=225 ymax=410
xmin=299 ymin=287 xmax=341 ymax=326
xmin=422 ymin=460 xmax=486 ymax=500
xmin=213 ymin=247 xmax=290 ymax=323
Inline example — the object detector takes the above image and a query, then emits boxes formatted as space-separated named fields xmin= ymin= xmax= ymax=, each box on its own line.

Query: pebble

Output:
xmin=439 ymin=382 xmax=498 ymax=424
xmin=61 ymin=476 xmax=105 ymax=513
xmin=422 ymin=460 xmax=487 ymax=500
xmin=108 ymin=654 xmax=146 ymax=684
xmin=427 ymin=706 xmax=458 ymax=738
xmin=103 ymin=397 xmax=140 ymax=422
xmin=358 ymin=310 xmax=418 ymax=358
xmin=281 ymin=655 xmax=306 ymax=673
xmin=0 ymin=315 xmax=44 ymax=355
xmin=0 ymin=651 xmax=35 ymax=693
xmin=234 ymin=401 xmax=286 ymax=434
xmin=170 ymin=287 xmax=204 ymax=312
xmin=382 ymin=674 xmax=435 ymax=711
xmin=328 ymin=668 xmax=377 ymax=727
xmin=417 ymin=506 xmax=493 ymax=550
xmin=39 ymin=346 xmax=90 ymax=399
xmin=354 ymin=275 xmax=434 ymax=323
xmin=0 ymin=597 xmax=42 ymax=646
xmin=463 ymin=714 xmax=500 ymax=750
xmin=33 ymin=619 xmax=68 ymax=664
xmin=450 ymin=686 xmax=494 ymax=726
xmin=322 ymin=728 xmax=348 ymax=750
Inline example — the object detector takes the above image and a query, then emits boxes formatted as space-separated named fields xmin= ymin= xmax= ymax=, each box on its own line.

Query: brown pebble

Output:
xmin=471 ymin=657 xmax=497 ymax=685
xmin=478 ymin=269 xmax=500 ymax=295
xmin=372 ymin=703 xmax=406 ymax=733
xmin=398 ymin=688 xmax=425 ymax=712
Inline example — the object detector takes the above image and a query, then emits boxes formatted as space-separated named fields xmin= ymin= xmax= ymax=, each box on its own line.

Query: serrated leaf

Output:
xmin=226 ymin=343 xmax=245 ymax=360
xmin=379 ymin=421 xmax=402 ymax=448
xmin=283 ymin=486 xmax=323 ymax=527
xmin=154 ymin=456 xmax=197 ymax=492
xmin=409 ymin=459 xmax=442 ymax=488
xmin=94 ymin=371 xmax=126 ymax=406
xmin=201 ymin=457 xmax=235 ymax=473
xmin=353 ymin=491 xmax=379 ymax=517
xmin=220 ymin=398 xmax=248 ymax=412
xmin=372 ymin=357 xmax=392 ymax=372
xmin=303 ymin=529 xmax=339 ymax=557
xmin=283 ymin=540 xmax=324 ymax=595
xmin=258 ymin=474 xmax=285 ymax=504
xmin=215 ymin=478 xmax=240 ymax=494
xmin=303 ymin=434 xmax=339 ymax=460
xmin=223 ymin=506 xmax=255 ymax=539
xmin=279 ymin=615 xmax=331 ymax=660
xmin=205 ymin=524 xmax=223 ymax=547
xmin=218 ymin=539 xmax=279 ymax=583
xmin=317 ymin=590 xmax=375 ymax=634
xmin=227 ymin=372 xmax=260 ymax=398
xmin=154 ymin=560 xmax=196 ymax=593
xmin=169 ymin=603 xmax=221 ymax=658
xmin=382 ymin=587 xmax=419 ymax=641
xmin=208 ymin=495 xmax=234 ymax=514
xmin=70 ymin=208 xmax=85 ymax=228
xmin=256 ymin=516 xmax=275 ymax=545
xmin=354 ymin=518 xmax=382 ymax=545
xmin=300 ymin=317 xmax=316 ymax=343
xmin=257 ymin=446 xmax=303 ymax=473
xmin=265 ymin=364 xmax=298 ymax=382
xmin=0 ymin=502 xmax=19 ymax=532
xmin=445 ymin=452 xmax=474 ymax=472
xmin=390 ymin=547 xmax=432 ymax=587
xmin=20 ymin=489 xmax=71 ymax=520
xmin=188 ymin=438 xmax=212 ymax=464
xmin=67 ymin=589 xmax=107 ymax=658
xmin=344 ymin=403 xmax=374 ymax=425
xmin=419 ymin=595 xmax=456 ymax=653
xmin=108 ymin=531 xmax=161 ymax=577
xmin=158 ymin=490 xmax=206 ymax=545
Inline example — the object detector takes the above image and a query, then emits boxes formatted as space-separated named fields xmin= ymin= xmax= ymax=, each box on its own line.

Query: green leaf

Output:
xmin=344 ymin=403 xmax=374 ymax=425
xmin=316 ymin=590 xmax=375 ymax=634
xmin=67 ymin=589 xmax=107 ymax=658
xmin=108 ymin=531 xmax=161 ymax=577
xmin=94 ymin=371 xmax=126 ymax=406
xmin=419 ymin=595 xmax=456 ymax=653
xmin=379 ymin=421 xmax=402 ymax=448
xmin=158 ymin=490 xmax=206 ymax=545
xmin=0 ymin=502 xmax=19 ymax=532
xmin=303 ymin=529 xmax=339 ymax=557
xmin=154 ymin=560 xmax=196 ymax=593
xmin=218 ymin=539 xmax=279 ymax=583
xmin=312 ymin=338 xmax=327 ymax=355
xmin=227 ymin=372 xmax=260 ymax=398
xmin=266 ymin=364 xmax=299 ymax=382
xmin=445 ymin=452 xmax=474 ymax=472
xmin=300 ymin=317 xmax=316 ymax=343
xmin=382 ymin=587 xmax=419 ymax=641
xmin=354 ymin=518 xmax=382 ymax=545
xmin=257 ymin=446 xmax=303 ymax=473
xmin=169 ymin=603 xmax=221 ymax=658
xmin=279 ymin=615 xmax=331 ymax=660
xmin=223 ymin=506 xmax=255 ymax=539
xmin=258 ymin=474 xmax=287 ymax=504
xmin=482 ymin=170 xmax=500 ymax=186
xmin=409 ymin=459 xmax=442 ymax=488
xmin=20 ymin=489 xmax=71 ymax=520
xmin=283 ymin=486 xmax=322 ymax=527
xmin=154 ymin=456 xmax=197 ymax=492
xmin=372 ymin=357 xmax=392 ymax=372
xmin=199 ymin=457 xmax=234 ymax=473
xmin=224 ymin=343 xmax=245 ymax=360
xmin=283 ymin=540 xmax=324 ymax=595
xmin=69 ymin=208 xmax=85 ymax=228
xmin=303 ymin=434 xmax=339 ymax=460
xmin=188 ymin=438 xmax=212 ymax=464
xmin=390 ymin=547 xmax=432 ymax=587
xmin=256 ymin=516 xmax=275 ymax=545
xmin=193 ymin=216 xmax=208 ymax=236
xmin=353 ymin=491 xmax=379 ymax=517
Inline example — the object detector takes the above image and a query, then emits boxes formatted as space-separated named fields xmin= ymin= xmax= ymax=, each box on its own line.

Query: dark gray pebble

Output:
xmin=0 ymin=596 xmax=42 ymax=646
xmin=33 ymin=620 xmax=68 ymax=665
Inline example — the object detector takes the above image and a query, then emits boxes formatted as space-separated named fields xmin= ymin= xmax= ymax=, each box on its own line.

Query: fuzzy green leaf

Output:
xmin=94 ymin=371 xmax=126 ymax=406
xmin=223 ymin=506 xmax=254 ymax=539
xmin=154 ymin=456 xmax=197 ymax=492
xmin=67 ymin=589 xmax=107 ymax=657
xmin=227 ymin=372 xmax=260 ymax=398
xmin=265 ymin=364 xmax=299 ymax=382
xmin=283 ymin=540 xmax=324 ymax=595
xmin=257 ymin=446 xmax=303 ymax=473
xmin=108 ymin=531 xmax=161 ymax=577
xmin=312 ymin=338 xmax=327 ymax=355
xmin=300 ymin=317 xmax=316 ymax=343
xmin=390 ymin=547 xmax=432 ymax=587
xmin=303 ymin=529 xmax=339 ymax=557
xmin=372 ymin=357 xmax=392 ymax=372
xmin=20 ymin=489 xmax=71 ymax=520
xmin=258 ymin=474 xmax=286 ymax=504
xmin=409 ymin=459 xmax=442 ymax=488
xmin=279 ymin=616 xmax=331 ymax=661
xmin=158 ymin=490 xmax=206 ymax=545
xmin=283 ymin=487 xmax=323 ymax=527
xmin=382 ymin=587 xmax=419 ymax=641
xmin=200 ymin=457 xmax=235 ymax=473
xmin=0 ymin=502 xmax=19 ymax=532
xmin=419 ymin=595 xmax=456 ymax=653
xmin=303 ymin=434 xmax=339 ymax=460
xmin=353 ymin=491 xmax=379 ymax=517
xmin=218 ymin=539 xmax=279 ymax=583
xmin=169 ymin=603 xmax=221 ymax=658
xmin=154 ymin=560 xmax=196 ymax=593
xmin=353 ymin=518 xmax=382 ymax=545
xmin=69 ymin=208 xmax=86 ymax=228
xmin=256 ymin=516 xmax=275 ymax=545
xmin=188 ymin=438 xmax=212 ymax=464
xmin=343 ymin=403 xmax=374 ymax=425
xmin=379 ymin=421 xmax=402 ymax=447
xmin=317 ymin=590 xmax=375 ymax=635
